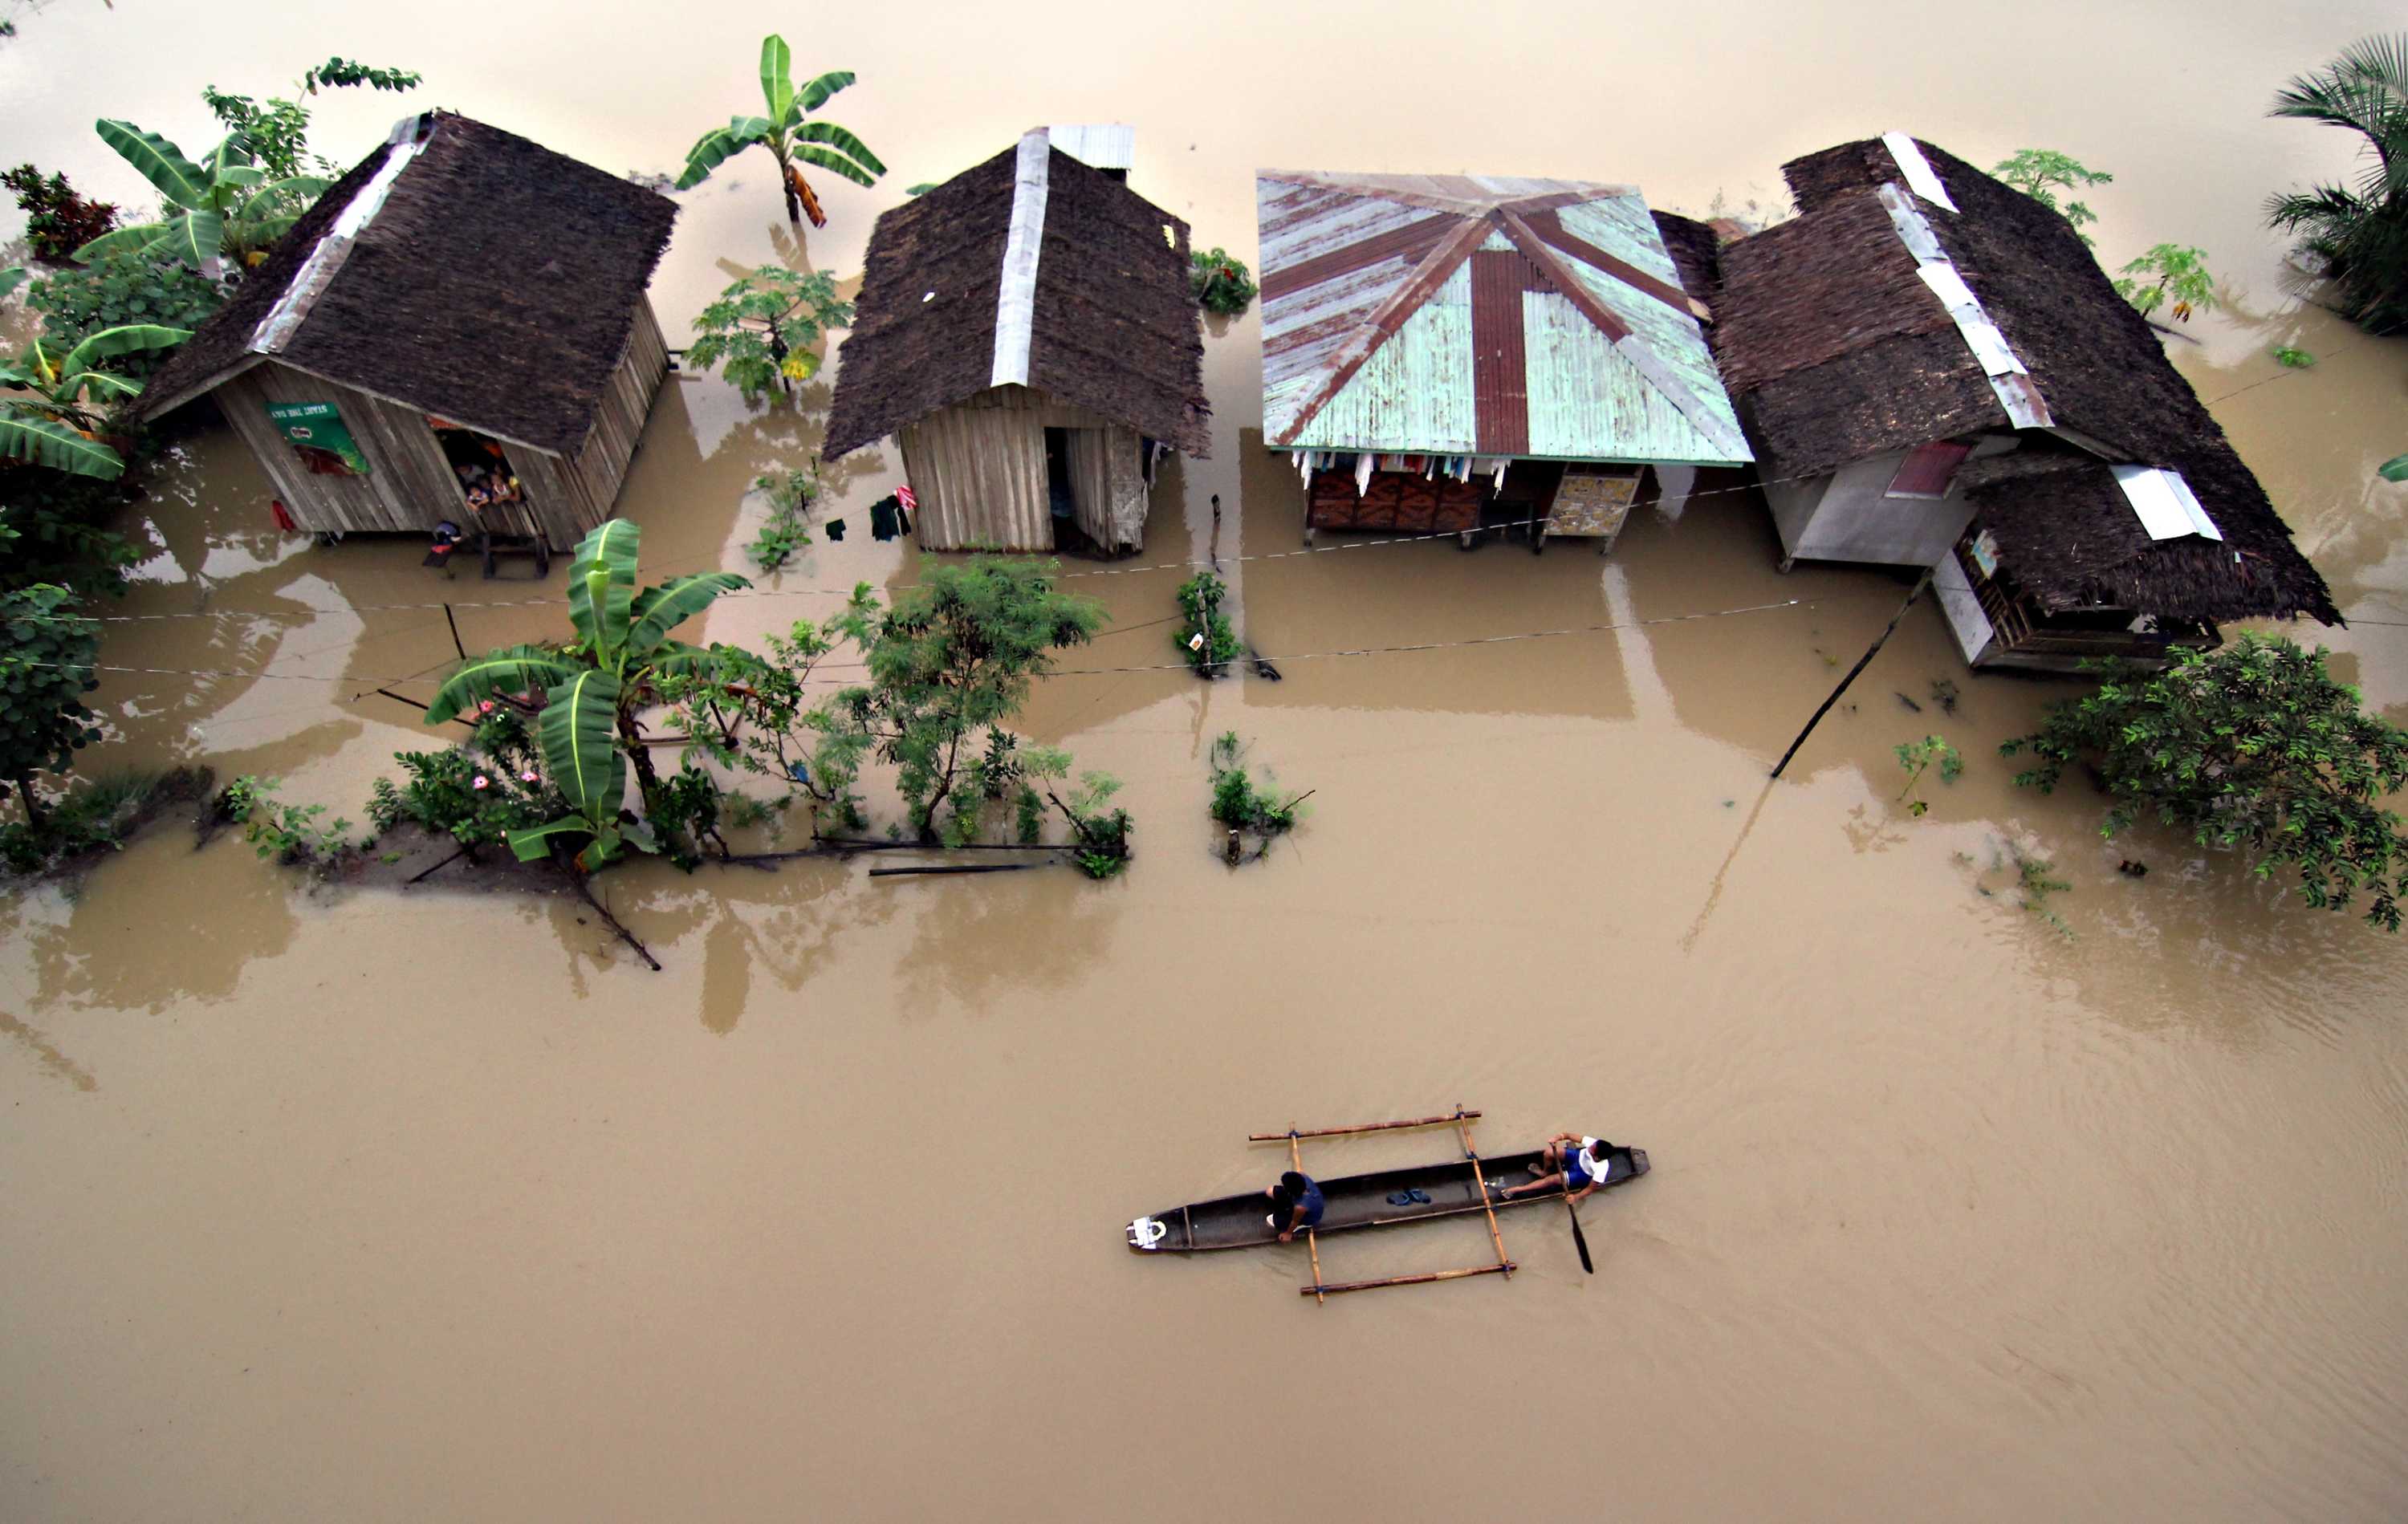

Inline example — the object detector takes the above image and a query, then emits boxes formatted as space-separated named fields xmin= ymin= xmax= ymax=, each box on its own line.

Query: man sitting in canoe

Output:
xmin=1499 ymin=1133 xmax=1613 ymax=1202
xmin=1266 ymin=1170 xmax=1325 ymax=1242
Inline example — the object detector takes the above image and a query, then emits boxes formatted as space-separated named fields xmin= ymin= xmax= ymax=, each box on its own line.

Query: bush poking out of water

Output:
xmin=1176 ymin=571 xmax=1241 ymax=676
xmin=0 ymin=767 xmax=190 ymax=875
xmin=1894 ymin=734 xmax=1963 ymax=818
xmin=1209 ymin=732 xmax=1308 ymax=863
xmin=222 ymin=775 xmax=353 ymax=865
xmin=1189 ymin=247 xmax=1258 ymax=315
xmin=747 ymin=463 xmax=820 ymax=571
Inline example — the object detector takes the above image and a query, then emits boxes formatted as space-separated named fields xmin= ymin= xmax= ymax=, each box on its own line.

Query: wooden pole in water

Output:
xmin=1307 ymin=1262 xmax=1516 ymax=1296
xmin=1770 ymin=567 xmax=1933 ymax=780
xmin=1457 ymin=1104 xmax=1511 ymax=1279
xmin=1288 ymin=1132 xmax=1324 ymax=1306
xmin=1248 ymin=1111 xmax=1481 ymax=1142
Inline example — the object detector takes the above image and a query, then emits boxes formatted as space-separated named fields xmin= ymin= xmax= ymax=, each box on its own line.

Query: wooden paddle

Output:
xmin=1564 ymin=1191 xmax=1595 ymax=1274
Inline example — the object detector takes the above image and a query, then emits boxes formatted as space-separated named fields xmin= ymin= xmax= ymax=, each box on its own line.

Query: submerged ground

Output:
xmin=3 ymin=2 xmax=2406 ymax=1520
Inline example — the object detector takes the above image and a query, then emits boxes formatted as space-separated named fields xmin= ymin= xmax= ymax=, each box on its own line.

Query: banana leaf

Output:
xmin=676 ymin=125 xmax=760 ymax=189
xmin=791 ymin=120 xmax=885 ymax=178
xmin=627 ymin=571 xmax=749 ymax=659
xmin=94 ymin=120 xmax=207 ymax=209
xmin=71 ymin=219 xmax=175 ymax=266
xmin=759 ymin=35 xmax=795 ymax=124
xmin=795 ymin=70 xmax=856 ymax=113
xmin=538 ymin=667 xmax=627 ymax=824
xmin=567 ymin=519 xmax=641 ymax=655
xmin=0 ymin=412 xmax=125 ymax=478
xmin=239 ymin=176 xmax=332 ymax=220
xmin=792 ymin=143 xmax=881 ymax=189
xmin=158 ymin=209 xmax=226 ymax=269
xmin=217 ymin=164 xmax=266 ymax=191
xmin=424 ymin=644 xmax=574 ymax=723
xmin=507 ymin=814 xmax=600 ymax=862
xmin=59 ymin=323 xmax=194 ymax=379
xmin=63 ymin=372 xmax=143 ymax=404
xmin=0 ymin=266 xmax=24 ymax=303
xmin=2382 ymin=453 xmax=2408 ymax=483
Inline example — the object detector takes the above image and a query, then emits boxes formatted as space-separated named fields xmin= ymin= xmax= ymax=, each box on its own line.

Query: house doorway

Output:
xmin=428 ymin=420 xmax=550 ymax=578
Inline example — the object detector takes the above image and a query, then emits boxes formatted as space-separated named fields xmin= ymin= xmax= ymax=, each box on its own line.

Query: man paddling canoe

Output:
xmin=1498 ymin=1133 xmax=1613 ymax=1202
xmin=1265 ymin=1169 xmax=1325 ymax=1242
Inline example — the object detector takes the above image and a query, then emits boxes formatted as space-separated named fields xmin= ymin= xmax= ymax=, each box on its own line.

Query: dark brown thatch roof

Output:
xmin=822 ymin=137 xmax=1209 ymax=459
xmin=138 ymin=112 xmax=677 ymax=456
xmin=1708 ymin=136 xmax=2336 ymax=625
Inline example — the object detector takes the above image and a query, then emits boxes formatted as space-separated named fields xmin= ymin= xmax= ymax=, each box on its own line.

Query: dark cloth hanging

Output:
xmin=868 ymin=494 xmax=901 ymax=542
xmin=824 ymin=518 xmax=846 ymax=542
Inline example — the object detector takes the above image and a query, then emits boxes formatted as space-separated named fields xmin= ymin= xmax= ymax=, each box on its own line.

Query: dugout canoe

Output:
xmin=1125 ymin=1143 xmax=1649 ymax=1252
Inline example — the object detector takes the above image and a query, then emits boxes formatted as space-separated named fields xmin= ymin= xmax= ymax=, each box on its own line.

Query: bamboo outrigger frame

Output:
xmin=1248 ymin=1105 xmax=1518 ymax=1300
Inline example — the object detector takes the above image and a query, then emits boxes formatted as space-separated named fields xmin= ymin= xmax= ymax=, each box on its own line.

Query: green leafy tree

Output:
xmin=675 ymin=35 xmax=885 ymax=228
xmin=2113 ymin=244 xmax=2219 ymax=323
xmin=833 ymin=558 xmax=1106 ymax=843
xmin=2265 ymin=35 xmax=2408 ymax=333
xmin=1 ymin=321 xmax=194 ymax=478
xmin=2001 ymin=635 xmax=2408 ymax=931
xmin=685 ymin=266 xmax=852 ymax=402
xmin=0 ymin=584 xmax=103 ymax=831
xmin=423 ymin=520 xmax=748 ymax=869
xmin=1 ymin=165 xmax=116 ymax=263
xmin=74 ymin=124 xmax=328 ymax=272
xmin=0 ymin=464 xmax=140 ymax=599
xmin=25 ymin=253 xmax=225 ymax=374
xmin=201 ymin=56 xmax=421 ymax=181
xmin=1189 ymin=247 xmax=1259 ymax=315
xmin=1991 ymin=148 xmax=2113 ymax=244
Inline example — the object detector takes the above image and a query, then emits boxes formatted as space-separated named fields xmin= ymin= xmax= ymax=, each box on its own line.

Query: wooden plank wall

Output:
xmin=218 ymin=363 xmax=473 ymax=535
xmin=565 ymin=296 xmax=670 ymax=533
xmin=1066 ymin=425 xmax=1150 ymax=553
xmin=894 ymin=385 xmax=1145 ymax=555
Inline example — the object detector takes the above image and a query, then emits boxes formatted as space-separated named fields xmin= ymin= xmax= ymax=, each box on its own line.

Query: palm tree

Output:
xmin=2266 ymin=34 xmax=2408 ymax=333
xmin=424 ymin=520 xmax=747 ymax=869
xmin=0 ymin=303 xmax=194 ymax=479
xmin=72 ymin=121 xmax=329 ymax=274
xmin=674 ymin=35 xmax=885 ymax=229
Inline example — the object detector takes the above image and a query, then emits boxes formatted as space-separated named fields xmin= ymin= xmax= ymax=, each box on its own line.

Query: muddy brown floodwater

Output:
xmin=6 ymin=2 xmax=2408 ymax=1520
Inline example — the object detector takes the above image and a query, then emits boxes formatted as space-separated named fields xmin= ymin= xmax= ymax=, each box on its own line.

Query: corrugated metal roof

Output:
xmin=1256 ymin=170 xmax=1751 ymax=465
xmin=1046 ymin=124 xmax=1134 ymax=173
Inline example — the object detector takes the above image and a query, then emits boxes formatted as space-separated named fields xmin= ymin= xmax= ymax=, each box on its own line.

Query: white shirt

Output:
xmin=1577 ymin=1137 xmax=1610 ymax=1184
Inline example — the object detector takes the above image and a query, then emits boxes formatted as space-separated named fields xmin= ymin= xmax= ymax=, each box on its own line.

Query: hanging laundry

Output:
xmin=1353 ymin=450 xmax=1374 ymax=497
xmin=895 ymin=483 xmax=917 ymax=536
xmin=869 ymin=494 xmax=901 ymax=542
xmin=825 ymin=518 xmax=847 ymax=542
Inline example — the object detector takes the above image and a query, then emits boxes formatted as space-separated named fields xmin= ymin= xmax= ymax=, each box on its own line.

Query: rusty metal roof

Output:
xmin=1256 ymin=171 xmax=1751 ymax=465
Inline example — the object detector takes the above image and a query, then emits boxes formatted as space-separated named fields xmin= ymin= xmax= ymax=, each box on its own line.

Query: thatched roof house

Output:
xmin=136 ymin=112 xmax=678 ymax=552
xmin=1706 ymin=132 xmax=2336 ymax=669
xmin=1254 ymin=171 xmax=1750 ymax=549
xmin=823 ymin=128 xmax=1209 ymax=555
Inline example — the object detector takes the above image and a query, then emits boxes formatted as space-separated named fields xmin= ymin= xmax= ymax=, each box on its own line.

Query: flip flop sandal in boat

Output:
xmin=1384 ymin=1188 xmax=1434 ymax=1206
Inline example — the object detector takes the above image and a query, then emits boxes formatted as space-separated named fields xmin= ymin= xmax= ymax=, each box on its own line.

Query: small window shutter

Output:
xmin=1887 ymin=441 xmax=1972 ymax=498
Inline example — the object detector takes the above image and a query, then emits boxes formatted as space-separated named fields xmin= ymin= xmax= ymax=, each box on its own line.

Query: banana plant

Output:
xmin=73 ymin=121 xmax=330 ymax=272
xmin=674 ymin=35 xmax=885 ymax=229
xmin=1 ymin=322 xmax=194 ymax=478
xmin=423 ymin=520 xmax=749 ymax=870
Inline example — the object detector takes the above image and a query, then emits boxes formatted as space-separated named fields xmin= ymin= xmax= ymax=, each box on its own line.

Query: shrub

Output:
xmin=1209 ymin=732 xmax=1306 ymax=841
xmin=1175 ymin=571 xmax=1241 ymax=674
xmin=25 ymin=254 xmax=226 ymax=371
xmin=364 ymin=745 xmax=553 ymax=851
xmin=687 ymin=266 xmax=852 ymax=404
xmin=2 ymin=165 xmax=116 ymax=264
xmin=1190 ymin=247 xmax=1259 ymax=315
xmin=223 ymin=774 xmax=353 ymax=863
xmin=747 ymin=464 xmax=819 ymax=571
xmin=2002 ymin=635 xmax=2408 ymax=930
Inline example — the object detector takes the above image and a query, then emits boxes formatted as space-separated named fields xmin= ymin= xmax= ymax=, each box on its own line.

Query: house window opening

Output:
xmin=1886 ymin=441 xmax=1972 ymax=499
xmin=433 ymin=424 xmax=527 ymax=517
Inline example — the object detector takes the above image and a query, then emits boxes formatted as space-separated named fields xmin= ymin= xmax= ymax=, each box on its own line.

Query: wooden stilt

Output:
xmin=1457 ymin=1103 xmax=1512 ymax=1279
xmin=1288 ymin=1132 xmax=1324 ymax=1305
xmin=1307 ymin=1262 xmax=1516 ymax=1296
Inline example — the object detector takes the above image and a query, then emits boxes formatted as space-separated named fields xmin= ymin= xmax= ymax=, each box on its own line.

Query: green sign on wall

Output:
xmin=265 ymin=400 xmax=371 ymax=477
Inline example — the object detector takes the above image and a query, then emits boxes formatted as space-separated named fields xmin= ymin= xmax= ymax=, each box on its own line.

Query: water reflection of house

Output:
xmin=1255 ymin=171 xmax=1753 ymax=551
xmin=1706 ymin=133 xmax=2338 ymax=672
xmin=822 ymin=128 xmax=1210 ymax=556
xmin=133 ymin=112 xmax=677 ymax=551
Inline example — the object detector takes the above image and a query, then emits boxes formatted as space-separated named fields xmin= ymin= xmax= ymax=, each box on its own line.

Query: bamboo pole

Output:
xmin=1248 ymin=1110 xmax=1480 ymax=1142
xmin=1458 ymin=1104 xmax=1511 ymax=1278
xmin=1289 ymin=1133 xmax=1324 ymax=1306
xmin=1770 ymin=567 xmax=1932 ymax=779
xmin=1306 ymin=1262 xmax=1515 ymax=1296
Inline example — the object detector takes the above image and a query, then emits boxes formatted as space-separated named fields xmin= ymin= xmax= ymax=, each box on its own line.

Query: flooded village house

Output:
xmin=1705 ymin=132 xmax=2338 ymax=671
xmin=1255 ymin=171 xmax=1753 ymax=549
xmin=132 ymin=112 xmax=678 ymax=552
xmin=821 ymin=127 xmax=1210 ymax=555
